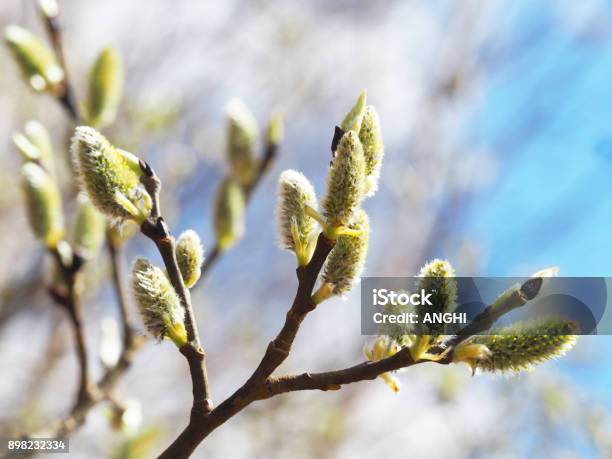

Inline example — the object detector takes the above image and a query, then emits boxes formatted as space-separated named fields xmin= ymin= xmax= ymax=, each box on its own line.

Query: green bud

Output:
xmin=73 ymin=194 xmax=106 ymax=260
xmin=175 ymin=229 xmax=204 ymax=288
xmin=266 ymin=111 xmax=284 ymax=147
xmin=37 ymin=0 xmax=59 ymax=19
xmin=20 ymin=162 xmax=64 ymax=248
xmin=226 ymin=99 xmax=259 ymax=186
xmin=132 ymin=257 xmax=187 ymax=347
xmin=71 ymin=126 xmax=151 ymax=222
xmin=13 ymin=120 xmax=55 ymax=174
xmin=213 ymin=177 xmax=245 ymax=251
xmin=415 ymin=259 xmax=457 ymax=335
xmin=323 ymin=209 xmax=369 ymax=295
xmin=86 ymin=46 xmax=124 ymax=129
xmin=358 ymin=106 xmax=384 ymax=197
xmin=276 ymin=169 xmax=319 ymax=266
xmin=465 ymin=317 xmax=579 ymax=374
xmin=340 ymin=90 xmax=367 ymax=133
xmin=4 ymin=25 xmax=64 ymax=92
xmin=322 ymin=130 xmax=366 ymax=227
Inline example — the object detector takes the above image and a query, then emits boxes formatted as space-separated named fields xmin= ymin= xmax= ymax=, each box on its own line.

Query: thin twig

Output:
xmin=157 ymin=232 xmax=335 ymax=459
xmin=39 ymin=5 xmax=79 ymax=121
xmin=139 ymin=161 xmax=212 ymax=417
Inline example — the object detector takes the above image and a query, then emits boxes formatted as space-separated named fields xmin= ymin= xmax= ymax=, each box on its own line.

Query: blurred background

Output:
xmin=1 ymin=0 xmax=612 ymax=458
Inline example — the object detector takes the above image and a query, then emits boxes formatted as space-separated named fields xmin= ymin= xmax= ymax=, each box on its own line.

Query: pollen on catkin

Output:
xmin=73 ymin=194 xmax=106 ymax=260
xmin=213 ymin=177 xmax=245 ymax=251
xmin=132 ymin=258 xmax=187 ymax=347
xmin=323 ymin=209 xmax=369 ymax=295
xmin=175 ymin=229 xmax=204 ymax=288
xmin=20 ymin=162 xmax=64 ymax=249
xmin=226 ymin=98 xmax=259 ymax=186
xmin=322 ymin=131 xmax=366 ymax=228
xmin=71 ymin=126 xmax=151 ymax=222
xmin=86 ymin=46 xmax=124 ymax=129
xmin=358 ymin=105 xmax=384 ymax=197
xmin=4 ymin=25 xmax=64 ymax=92
xmin=276 ymin=169 xmax=319 ymax=265
xmin=465 ymin=317 xmax=579 ymax=374
xmin=340 ymin=90 xmax=367 ymax=133
xmin=416 ymin=259 xmax=457 ymax=335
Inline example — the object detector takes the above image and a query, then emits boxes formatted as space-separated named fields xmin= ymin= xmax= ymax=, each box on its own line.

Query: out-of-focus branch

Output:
xmin=48 ymin=247 xmax=91 ymax=404
xmin=200 ymin=137 xmax=279 ymax=277
xmin=39 ymin=2 xmax=79 ymax=121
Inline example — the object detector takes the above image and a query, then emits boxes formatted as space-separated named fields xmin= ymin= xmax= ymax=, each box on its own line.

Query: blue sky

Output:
xmin=465 ymin=1 xmax=612 ymax=277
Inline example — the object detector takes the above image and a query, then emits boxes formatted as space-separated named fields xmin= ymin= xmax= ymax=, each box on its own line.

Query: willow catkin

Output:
xmin=132 ymin=257 xmax=187 ymax=347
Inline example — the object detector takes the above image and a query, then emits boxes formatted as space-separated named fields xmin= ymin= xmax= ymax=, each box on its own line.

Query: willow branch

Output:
xmin=139 ymin=161 xmax=212 ymax=415
xmin=48 ymin=247 xmax=91 ymax=405
xmin=442 ymin=276 xmax=544 ymax=352
xmin=158 ymin=232 xmax=335 ymax=459
xmin=200 ymin=138 xmax=279 ymax=278
xmin=265 ymin=347 xmax=421 ymax=395
xmin=39 ymin=5 xmax=79 ymax=121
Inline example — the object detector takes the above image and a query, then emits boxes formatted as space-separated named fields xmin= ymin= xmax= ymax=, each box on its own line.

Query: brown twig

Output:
xmin=48 ymin=247 xmax=91 ymax=405
xmin=139 ymin=161 xmax=212 ymax=417
xmin=157 ymin=232 xmax=335 ymax=459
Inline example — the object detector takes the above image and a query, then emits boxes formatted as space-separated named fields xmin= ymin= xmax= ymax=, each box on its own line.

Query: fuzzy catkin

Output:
xmin=87 ymin=46 xmax=123 ymax=129
xmin=322 ymin=131 xmax=366 ymax=227
xmin=213 ymin=177 xmax=245 ymax=251
xmin=323 ymin=209 xmax=369 ymax=295
xmin=4 ymin=25 xmax=64 ymax=92
xmin=73 ymin=194 xmax=106 ymax=259
xmin=276 ymin=170 xmax=319 ymax=261
xmin=358 ymin=106 xmax=384 ymax=197
xmin=20 ymin=162 xmax=64 ymax=248
xmin=415 ymin=259 xmax=457 ymax=335
xmin=176 ymin=230 xmax=204 ymax=288
xmin=71 ymin=126 xmax=150 ymax=222
xmin=340 ymin=90 xmax=367 ymax=133
xmin=467 ymin=317 xmax=578 ymax=373
xmin=226 ymin=99 xmax=259 ymax=186
xmin=132 ymin=258 xmax=187 ymax=346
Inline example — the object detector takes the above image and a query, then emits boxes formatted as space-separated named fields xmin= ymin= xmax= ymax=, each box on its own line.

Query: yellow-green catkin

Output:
xmin=415 ymin=259 xmax=457 ymax=336
xmin=226 ymin=99 xmax=259 ymax=186
xmin=73 ymin=194 xmax=106 ymax=260
xmin=20 ymin=162 xmax=64 ymax=248
xmin=13 ymin=120 xmax=55 ymax=174
xmin=340 ymin=90 xmax=367 ymax=133
xmin=276 ymin=169 xmax=319 ymax=266
xmin=323 ymin=209 xmax=369 ymax=295
xmin=322 ymin=131 xmax=366 ymax=229
xmin=363 ymin=335 xmax=401 ymax=392
xmin=175 ymin=229 xmax=204 ymax=288
xmin=358 ymin=106 xmax=384 ymax=197
xmin=464 ymin=317 xmax=579 ymax=374
xmin=266 ymin=111 xmax=284 ymax=147
xmin=213 ymin=177 xmax=245 ymax=251
xmin=71 ymin=126 xmax=151 ymax=222
xmin=86 ymin=46 xmax=124 ymax=129
xmin=132 ymin=258 xmax=187 ymax=347
xmin=4 ymin=25 xmax=64 ymax=92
